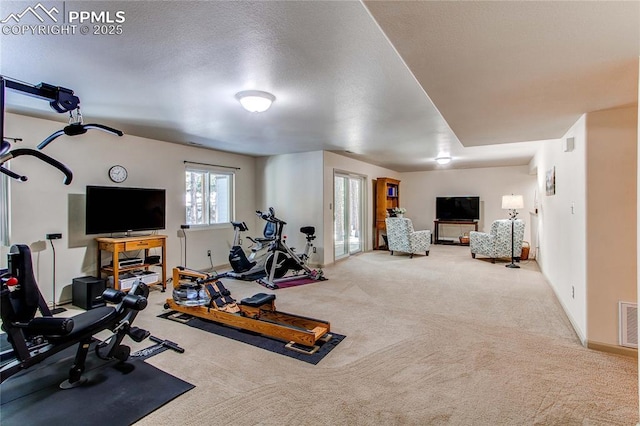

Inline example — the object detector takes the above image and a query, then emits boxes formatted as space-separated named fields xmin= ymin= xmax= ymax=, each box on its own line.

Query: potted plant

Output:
xmin=393 ymin=207 xmax=407 ymax=218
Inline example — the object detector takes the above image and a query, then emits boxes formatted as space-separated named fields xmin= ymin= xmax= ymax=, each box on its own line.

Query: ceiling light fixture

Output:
xmin=235 ymin=90 xmax=276 ymax=113
xmin=435 ymin=156 xmax=452 ymax=165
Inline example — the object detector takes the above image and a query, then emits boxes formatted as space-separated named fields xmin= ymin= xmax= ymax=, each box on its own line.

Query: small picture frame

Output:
xmin=545 ymin=166 xmax=556 ymax=196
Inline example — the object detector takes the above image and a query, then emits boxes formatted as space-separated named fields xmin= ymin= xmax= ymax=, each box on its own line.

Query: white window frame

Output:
xmin=185 ymin=164 xmax=235 ymax=228
xmin=0 ymin=169 xmax=9 ymax=246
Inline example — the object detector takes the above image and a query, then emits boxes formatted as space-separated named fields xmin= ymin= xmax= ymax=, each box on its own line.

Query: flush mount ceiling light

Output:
xmin=235 ymin=90 xmax=276 ymax=113
xmin=435 ymin=156 xmax=452 ymax=165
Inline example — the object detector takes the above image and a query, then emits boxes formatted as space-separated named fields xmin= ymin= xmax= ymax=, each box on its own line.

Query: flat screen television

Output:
xmin=86 ymin=186 xmax=166 ymax=235
xmin=436 ymin=196 xmax=480 ymax=221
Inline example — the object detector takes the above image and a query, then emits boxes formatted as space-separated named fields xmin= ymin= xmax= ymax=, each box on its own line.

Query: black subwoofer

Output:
xmin=72 ymin=276 xmax=107 ymax=310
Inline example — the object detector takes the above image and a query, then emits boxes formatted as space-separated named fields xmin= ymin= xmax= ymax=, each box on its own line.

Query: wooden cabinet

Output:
xmin=375 ymin=177 xmax=400 ymax=249
xmin=96 ymin=235 xmax=167 ymax=292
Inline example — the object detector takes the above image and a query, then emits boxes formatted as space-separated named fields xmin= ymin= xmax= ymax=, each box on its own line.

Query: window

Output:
xmin=185 ymin=166 xmax=234 ymax=226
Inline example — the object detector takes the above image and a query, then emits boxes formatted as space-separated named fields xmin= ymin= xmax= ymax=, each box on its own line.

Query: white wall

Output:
xmin=255 ymin=151 xmax=324 ymax=264
xmin=531 ymin=116 xmax=588 ymax=343
xmin=532 ymin=106 xmax=638 ymax=349
xmin=400 ymin=166 xmax=537 ymax=244
xmin=323 ymin=151 xmax=399 ymax=264
xmin=4 ymin=113 xmax=256 ymax=304
xmin=585 ymin=105 xmax=637 ymax=347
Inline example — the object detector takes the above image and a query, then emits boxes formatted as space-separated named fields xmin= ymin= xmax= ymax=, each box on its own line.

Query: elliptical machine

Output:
xmin=223 ymin=208 xmax=277 ymax=280
xmin=257 ymin=210 xmax=326 ymax=289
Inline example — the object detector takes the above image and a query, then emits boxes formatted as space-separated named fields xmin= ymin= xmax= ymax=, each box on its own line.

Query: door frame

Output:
xmin=333 ymin=169 xmax=367 ymax=261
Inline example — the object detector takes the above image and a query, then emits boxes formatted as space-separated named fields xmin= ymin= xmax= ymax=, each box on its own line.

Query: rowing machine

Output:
xmin=164 ymin=268 xmax=331 ymax=350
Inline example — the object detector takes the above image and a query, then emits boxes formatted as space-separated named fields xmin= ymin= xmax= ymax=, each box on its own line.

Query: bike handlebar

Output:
xmin=0 ymin=148 xmax=73 ymax=185
xmin=256 ymin=209 xmax=286 ymax=225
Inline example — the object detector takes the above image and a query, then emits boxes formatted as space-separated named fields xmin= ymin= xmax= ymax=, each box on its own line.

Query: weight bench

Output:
xmin=1 ymin=244 xmax=150 ymax=388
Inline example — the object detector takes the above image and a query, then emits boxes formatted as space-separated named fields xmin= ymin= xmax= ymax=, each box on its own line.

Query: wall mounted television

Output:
xmin=436 ymin=196 xmax=480 ymax=221
xmin=85 ymin=186 xmax=166 ymax=235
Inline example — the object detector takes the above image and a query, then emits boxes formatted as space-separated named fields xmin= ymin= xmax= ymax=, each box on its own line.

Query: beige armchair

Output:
xmin=385 ymin=217 xmax=431 ymax=258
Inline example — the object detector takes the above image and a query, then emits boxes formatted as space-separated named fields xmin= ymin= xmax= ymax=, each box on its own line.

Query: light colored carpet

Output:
xmin=132 ymin=245 xmax=638 ymax=425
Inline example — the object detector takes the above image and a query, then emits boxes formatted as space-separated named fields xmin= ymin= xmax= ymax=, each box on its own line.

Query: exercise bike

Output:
xmin=257 ymin=210 xmax=326 ymax=289
xmin=222 ymin=208 xmax=277 ymax=280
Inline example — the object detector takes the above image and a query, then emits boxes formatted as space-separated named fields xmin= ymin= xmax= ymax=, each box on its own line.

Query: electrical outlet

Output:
xmin=207 ymin=250 xmax=211 ymax=257
xmin=46 ymin=233 xmax=62 ymax=240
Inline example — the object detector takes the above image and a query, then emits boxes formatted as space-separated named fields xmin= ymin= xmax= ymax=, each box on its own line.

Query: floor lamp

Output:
xmin=502 ymin=194 xmax=524 ymax=269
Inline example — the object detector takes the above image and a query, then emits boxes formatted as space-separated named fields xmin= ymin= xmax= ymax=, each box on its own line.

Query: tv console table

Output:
xmin=96 ymin=235 xmax=167 ymax=292
xmin=433 ymin=220 xmax=478 ymax=245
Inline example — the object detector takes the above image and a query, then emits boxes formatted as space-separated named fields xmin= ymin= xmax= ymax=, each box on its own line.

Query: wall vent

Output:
xmin=618 ymin=301 xmax=637 ymax=348
xmin=564 ymin=137 xmax=575 ymax=152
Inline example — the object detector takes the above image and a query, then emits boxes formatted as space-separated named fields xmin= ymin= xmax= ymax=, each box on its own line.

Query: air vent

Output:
xmin=618 ymin=301 xmax=637 ymax=348
xmin=564 ymin=137 xmax=575 ymax=152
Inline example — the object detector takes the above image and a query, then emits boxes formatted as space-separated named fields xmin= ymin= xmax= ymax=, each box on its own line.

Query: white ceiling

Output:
xmin=1 ymin=1 xmax=638 ymax=172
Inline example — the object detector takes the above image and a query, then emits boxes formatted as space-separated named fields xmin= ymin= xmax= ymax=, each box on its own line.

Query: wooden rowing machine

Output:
xmin=164 ymin=267 xmax=331 ymax=350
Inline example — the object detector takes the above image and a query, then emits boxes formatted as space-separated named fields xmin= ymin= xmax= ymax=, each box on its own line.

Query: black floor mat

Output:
xmin=159 ymin=311 xmax=345 ymax=365
xmin=1 ymin=341 xmax=194 ymax=426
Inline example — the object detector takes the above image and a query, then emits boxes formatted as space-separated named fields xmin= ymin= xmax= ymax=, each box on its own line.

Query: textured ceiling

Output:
xmin=1 ymin=1 xmax=638 ymax=172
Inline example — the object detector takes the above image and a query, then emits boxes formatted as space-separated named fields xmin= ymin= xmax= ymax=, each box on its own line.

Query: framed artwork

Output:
xmin=545 ymin=167 xmax=556 ymax=196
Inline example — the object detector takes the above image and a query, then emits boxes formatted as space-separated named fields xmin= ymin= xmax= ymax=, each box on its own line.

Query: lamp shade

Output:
xmin=502 ymin=194 xmax=524 ymax=210
xmin=235 ymin=90 xmax=276 ymax=112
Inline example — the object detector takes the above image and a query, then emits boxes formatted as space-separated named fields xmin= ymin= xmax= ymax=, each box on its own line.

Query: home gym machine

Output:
xmin=222 ymin=208 xmax=277 ymax=280
xmin=0 ymin=76 xmax=144 ymax=388
xmin=1 ymin=245 xmax=150 ymax=387
xmin=257 ymin=209 xmax=326 ymax=289
xmin=0 ymin=150 xmax=150 ymax=387
xmin=165 ymin=267 xmax=331 ymax=352
xmin=0 ymin=75 xmax=123 ymax=157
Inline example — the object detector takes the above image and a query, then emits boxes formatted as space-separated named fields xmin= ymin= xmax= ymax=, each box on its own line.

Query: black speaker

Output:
xmin=72 ymin=276 xmax=106 ymax=310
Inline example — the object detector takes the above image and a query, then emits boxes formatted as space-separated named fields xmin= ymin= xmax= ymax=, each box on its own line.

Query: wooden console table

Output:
xmin=96 ymin=235 xmax=167 ymax=291
xmin=433 ymin=220 xmax=478 ymax=245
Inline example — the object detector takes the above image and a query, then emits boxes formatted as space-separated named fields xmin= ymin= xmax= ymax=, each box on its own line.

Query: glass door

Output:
xmin=334 ymin=172 xmax=364 ymax=260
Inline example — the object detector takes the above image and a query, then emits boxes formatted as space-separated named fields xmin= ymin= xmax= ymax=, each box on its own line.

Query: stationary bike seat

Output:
xmin=300 ymin=226 xmax=315 ymax=236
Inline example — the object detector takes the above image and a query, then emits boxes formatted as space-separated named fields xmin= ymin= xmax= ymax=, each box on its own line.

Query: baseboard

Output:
xmin=587 ymin=340 xmax=638 ymax=358
xmin=541 ymin=271 xmax=587 ymax=345
xmin=49 ymin=299 xmax=72 ymax=308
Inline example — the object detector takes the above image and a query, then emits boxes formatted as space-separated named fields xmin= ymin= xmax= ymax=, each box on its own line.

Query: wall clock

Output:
xmin=108 ymin=165 xmax=128 ymax=183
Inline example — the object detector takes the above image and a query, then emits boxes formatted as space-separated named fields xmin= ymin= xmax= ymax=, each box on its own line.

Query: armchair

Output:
xmin=385 ymin=217 xmax=431 ymax=258
xmin=469 ymin=219 xmax=524 ymax=263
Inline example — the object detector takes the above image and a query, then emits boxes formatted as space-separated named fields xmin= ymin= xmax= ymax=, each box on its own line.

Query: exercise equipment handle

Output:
xmin=195 ymin=275 xmax=219 ymax=285
xmin=0 ymin=166 xmax=27 ymax=181
xmin=0 ymin=148 xmax=73 ymax=185
xmin=149 ymin=335 xmax=185 ymax=353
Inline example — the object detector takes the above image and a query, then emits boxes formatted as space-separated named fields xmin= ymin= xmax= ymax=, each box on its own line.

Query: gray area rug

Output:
xmin=1 ymin=342 xmax=193 ymax=426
